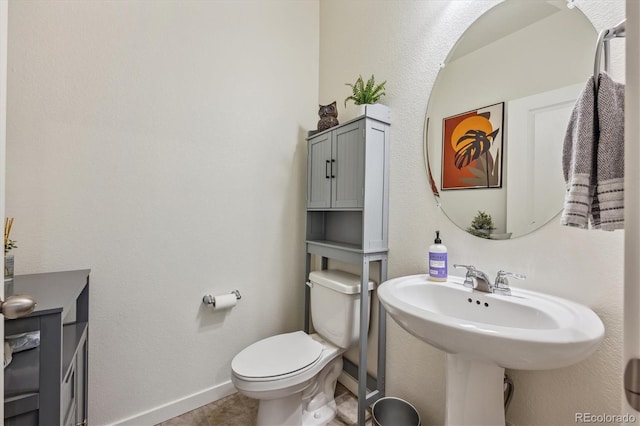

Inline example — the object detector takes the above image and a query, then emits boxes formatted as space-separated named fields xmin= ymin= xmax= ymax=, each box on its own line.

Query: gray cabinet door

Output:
xmin=332 ymin=121 xmax=364 ymax=209
xmin=307 ymin=133 xmax=332 ymax=209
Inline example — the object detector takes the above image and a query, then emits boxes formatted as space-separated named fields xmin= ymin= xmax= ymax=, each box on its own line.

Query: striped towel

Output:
xmin=561 ymin=72 xmax=625 ymax=230
xmin=595 ymin=72 xmax=625 ymax=230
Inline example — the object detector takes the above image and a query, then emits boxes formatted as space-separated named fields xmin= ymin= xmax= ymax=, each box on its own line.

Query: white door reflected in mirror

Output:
xmin=506 ymin=84 xmax=583 ymax=236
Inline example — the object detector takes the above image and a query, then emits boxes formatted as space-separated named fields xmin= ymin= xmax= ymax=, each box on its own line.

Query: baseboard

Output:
xmin=338 ymin=371 xmax=359 ymax=396
xmin=110 ymin=380 xmax=236 ymax=425
xmin=341 ymin=357 xmax=378 ymax=392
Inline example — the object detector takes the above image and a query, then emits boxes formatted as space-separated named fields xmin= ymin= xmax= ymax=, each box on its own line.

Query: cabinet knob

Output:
xmin=1 ymin=294 xmax=36 ymax=319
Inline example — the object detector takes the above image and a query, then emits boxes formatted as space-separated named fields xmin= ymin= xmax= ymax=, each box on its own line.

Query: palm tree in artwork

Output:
xmin=463 ymin=147 xmax=500 ymax=187
xmin=450 ymin=114 xmax=500 ymax=187
xmin=454 ymin=128 xmax=499 ymax=168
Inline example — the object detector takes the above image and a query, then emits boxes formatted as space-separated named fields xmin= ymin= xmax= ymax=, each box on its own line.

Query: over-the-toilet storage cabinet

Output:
xmin=304 ymin=110 xmax=390 ymax=426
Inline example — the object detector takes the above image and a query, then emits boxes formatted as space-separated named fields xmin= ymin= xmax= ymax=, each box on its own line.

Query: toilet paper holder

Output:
xmin=202 ymin=289 xmax=242 ymax=307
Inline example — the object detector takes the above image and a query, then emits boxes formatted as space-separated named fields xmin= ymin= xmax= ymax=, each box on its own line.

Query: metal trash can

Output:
xmin=371 ymin=397 xmax=421 ymax=426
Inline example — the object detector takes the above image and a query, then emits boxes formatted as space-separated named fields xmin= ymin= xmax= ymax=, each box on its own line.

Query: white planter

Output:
xmin=357 ymin=103 xmax=390 ymax=123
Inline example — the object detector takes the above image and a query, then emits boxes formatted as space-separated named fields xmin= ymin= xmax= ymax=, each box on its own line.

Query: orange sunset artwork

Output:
xmin=442 ymin=103 xmax=503 ymax=190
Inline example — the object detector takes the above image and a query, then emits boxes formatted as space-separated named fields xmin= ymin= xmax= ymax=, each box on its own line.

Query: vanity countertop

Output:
xmin=13 ymin=269 xmax=90 ymax=318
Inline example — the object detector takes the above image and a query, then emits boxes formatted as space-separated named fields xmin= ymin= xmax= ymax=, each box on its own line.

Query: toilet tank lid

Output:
xmin=308 ymin=270 xmax=376 ymax=294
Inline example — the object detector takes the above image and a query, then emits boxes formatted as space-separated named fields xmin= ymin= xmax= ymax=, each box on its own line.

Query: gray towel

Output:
xmin=561 ymin=72 xmax=625 ymax=230
xmin=561 ymin=76 xmax=597 ymax=228
xmin=596 ymin=72 xmax=625 ymax=230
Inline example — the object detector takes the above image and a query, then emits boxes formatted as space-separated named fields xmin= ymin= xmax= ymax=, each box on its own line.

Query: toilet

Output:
xmin=231 ymin=269 xmax=375 ymax=426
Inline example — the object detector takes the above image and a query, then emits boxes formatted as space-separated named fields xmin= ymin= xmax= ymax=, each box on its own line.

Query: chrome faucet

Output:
xmin=493 ymin=270 xmax=525 ymax=296
xmin=453 ymin=264 xmax=525 ymax=295
xmin=454 ymin=264 xmax=493 ymax=293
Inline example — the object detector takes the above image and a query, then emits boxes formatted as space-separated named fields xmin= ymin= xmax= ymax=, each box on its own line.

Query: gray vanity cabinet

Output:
xmin=4 ymin=270 xmax=90 ymax=426
xmin=305 ymin=111 xmax=390 ymax=426
xmin=307 ymin=120 xmax=365 ymax=210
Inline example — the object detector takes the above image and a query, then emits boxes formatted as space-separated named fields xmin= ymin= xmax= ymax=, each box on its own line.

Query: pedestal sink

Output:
xmin=378 ymin=274 xmax=604 ymax=425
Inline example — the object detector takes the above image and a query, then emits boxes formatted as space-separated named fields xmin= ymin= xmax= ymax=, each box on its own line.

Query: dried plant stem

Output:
xmin=5 ymin=218 xmax=13 ymax=240
xmin=5 ymin=217 xmax=14 ymax=252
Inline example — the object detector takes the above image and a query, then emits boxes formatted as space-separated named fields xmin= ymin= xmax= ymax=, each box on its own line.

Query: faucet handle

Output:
xmin=453 ymin=264 xmax=476 ymax=288
xmin=495 ymin=270 xmax=526 ymax=283
xmin=454 ymin=264 xmax=476 ymax=272
xmin=493 ymin=270 xmax=525 ymax=295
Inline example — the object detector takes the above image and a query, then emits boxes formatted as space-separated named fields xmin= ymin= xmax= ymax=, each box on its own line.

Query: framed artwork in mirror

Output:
xmin=441 ymin=102 xmax=504 ymax=190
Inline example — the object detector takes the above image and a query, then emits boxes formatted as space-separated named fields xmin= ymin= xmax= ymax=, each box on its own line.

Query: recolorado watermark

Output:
xmin=575 ymin=412 xmax=637 ymax=423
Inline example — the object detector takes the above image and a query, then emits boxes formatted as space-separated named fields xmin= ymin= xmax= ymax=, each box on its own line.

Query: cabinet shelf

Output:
xmin=4 ymin=392 xmax=39 ymax=420
xmin=306 ymin=207 xmax=363 ymax=212
xmin=307 ymin=239 xmax=389 ymax=254
xmin=306 ymin=239 xmax=362 ymax=252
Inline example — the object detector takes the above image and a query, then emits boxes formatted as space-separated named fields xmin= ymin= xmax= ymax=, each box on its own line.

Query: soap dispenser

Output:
xmin=428 ymin=230 xmax=448 ymax=282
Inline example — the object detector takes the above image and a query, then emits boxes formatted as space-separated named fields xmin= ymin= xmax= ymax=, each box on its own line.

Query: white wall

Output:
xmin=320 ymin=0 xmax=625 ymax=424
xmin=6 ymin=1 xmax=318 ymax=424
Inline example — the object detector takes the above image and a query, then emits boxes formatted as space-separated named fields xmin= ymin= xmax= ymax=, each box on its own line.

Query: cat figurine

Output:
xmin=317 ymin=101 xmax=339 ymax=131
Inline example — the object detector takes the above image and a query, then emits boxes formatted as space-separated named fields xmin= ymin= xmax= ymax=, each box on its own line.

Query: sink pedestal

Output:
xmin=446 ymin=354 xmax=505 ymax=426
xmin=378 ymin=275 xmax=605 ymax=425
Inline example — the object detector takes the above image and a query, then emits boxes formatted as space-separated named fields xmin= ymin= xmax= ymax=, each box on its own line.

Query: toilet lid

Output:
xmin=232 ymin=331 xmax=324 ymax=378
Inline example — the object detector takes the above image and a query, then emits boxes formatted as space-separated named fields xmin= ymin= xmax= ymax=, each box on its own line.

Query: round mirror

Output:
xmin=425 ymin=0 xmax=596 ymax=240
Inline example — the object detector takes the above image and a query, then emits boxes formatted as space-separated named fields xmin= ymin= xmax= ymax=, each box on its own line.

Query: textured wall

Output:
xmin=320 ymin=1 xmax=625 ymax=424
xmin=6 ymin=1 xmax=318 ymax=424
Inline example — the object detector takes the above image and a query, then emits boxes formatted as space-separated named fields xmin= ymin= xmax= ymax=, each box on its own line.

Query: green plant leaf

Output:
xmin=344 ymin=74 xmax=387 ymax=106
xmin=365 ymin=75 xmax=375 ymax=95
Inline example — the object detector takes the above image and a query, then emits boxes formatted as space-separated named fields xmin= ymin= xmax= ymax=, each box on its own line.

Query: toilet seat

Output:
xmin=232 ymin=331 xmax=325 ymax=381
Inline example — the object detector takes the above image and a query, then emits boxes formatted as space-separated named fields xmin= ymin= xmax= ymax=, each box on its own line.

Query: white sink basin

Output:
xmin=378 ymin=274 xmax=605 ymax=425
xmin=378 ymin=274 xmax=604 ymax=370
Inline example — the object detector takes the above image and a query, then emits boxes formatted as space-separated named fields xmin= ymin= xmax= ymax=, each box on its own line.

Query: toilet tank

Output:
xmin=308 ymin=270 xmax=376 ymax=349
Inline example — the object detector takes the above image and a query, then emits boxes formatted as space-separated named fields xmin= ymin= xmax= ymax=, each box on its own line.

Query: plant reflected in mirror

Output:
xmin=467 ymin=211 xmax=495 ymax=239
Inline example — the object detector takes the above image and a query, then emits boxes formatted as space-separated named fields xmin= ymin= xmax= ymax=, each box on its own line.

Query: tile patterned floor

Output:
xmin=157 ymin=383 xmax=372 ymax=426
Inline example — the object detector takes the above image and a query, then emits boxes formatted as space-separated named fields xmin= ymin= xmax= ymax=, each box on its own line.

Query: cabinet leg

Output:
xmin=358 ymin=259 xmax=370 ymax=426
xmin=378 ymin=257 xmax=387 ymax=396
xmin=304 ymin=253 xmax=311 ymax=333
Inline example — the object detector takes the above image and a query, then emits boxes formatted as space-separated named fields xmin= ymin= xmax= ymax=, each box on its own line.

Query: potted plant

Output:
xmin=467 ymin=211 xmax=495 ymax=239
xmin=344 ymin=74 xmax=390 ymax=121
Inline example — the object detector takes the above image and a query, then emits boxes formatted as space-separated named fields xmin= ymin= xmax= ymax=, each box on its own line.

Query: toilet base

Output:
xmin=302 ymin=356 xmax=343 ymax=425
xmin=257 ymin=393 xmax=303 ymax=426
xmin=254 ymin=356 xmax=343 ymax=426
xmin=302 ymin=400 xmax=337 ymax=426
xmin=255 ymin=394 xmax=338 ymax=426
